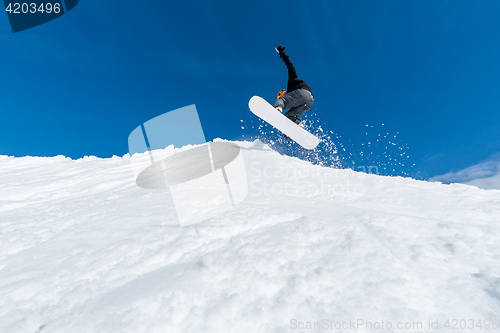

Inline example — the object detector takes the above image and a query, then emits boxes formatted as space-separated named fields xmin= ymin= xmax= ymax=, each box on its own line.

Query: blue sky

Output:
xmin=2 ymin=0 xmax=500 ymax=180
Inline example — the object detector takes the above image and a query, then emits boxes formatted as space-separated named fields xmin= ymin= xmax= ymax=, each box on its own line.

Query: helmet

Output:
xmin=277 ymin=89 xmax=287 ymax=99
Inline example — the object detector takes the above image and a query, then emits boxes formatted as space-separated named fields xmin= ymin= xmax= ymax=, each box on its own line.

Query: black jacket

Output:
xmin=282 ymin=53 xmax=312 ymax=95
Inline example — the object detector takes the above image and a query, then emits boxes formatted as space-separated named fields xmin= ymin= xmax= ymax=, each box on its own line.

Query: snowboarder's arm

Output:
xmin=281 ymin=53 xmax=298 ymax=80
xmin=276 ymin=46 xmax=298 ymax=80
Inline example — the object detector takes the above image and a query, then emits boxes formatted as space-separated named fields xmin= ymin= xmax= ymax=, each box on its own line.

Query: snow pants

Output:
xmin=273 ymin=88 xmax=314 ymax=124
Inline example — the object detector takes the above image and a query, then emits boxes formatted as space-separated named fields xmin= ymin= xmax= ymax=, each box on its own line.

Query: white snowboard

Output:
xmin=248 ymin=96 xmax=320 ymax=150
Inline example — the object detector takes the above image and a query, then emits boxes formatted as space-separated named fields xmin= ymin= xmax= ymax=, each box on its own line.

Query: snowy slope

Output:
xmin=1 ymin=140 xmax=500 ymax=333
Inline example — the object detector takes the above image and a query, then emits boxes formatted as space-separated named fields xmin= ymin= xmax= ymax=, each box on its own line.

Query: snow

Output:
xmin=1 ymin=140 xmax=500 ymax=333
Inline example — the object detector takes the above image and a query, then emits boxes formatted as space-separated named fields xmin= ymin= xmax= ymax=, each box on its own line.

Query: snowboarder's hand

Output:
xmin=276 ymin=45 xmax=285 ymax=58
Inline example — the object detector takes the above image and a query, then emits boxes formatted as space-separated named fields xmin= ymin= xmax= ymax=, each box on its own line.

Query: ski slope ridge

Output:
xmin=1 ymin=139 xmax=499 ymax=333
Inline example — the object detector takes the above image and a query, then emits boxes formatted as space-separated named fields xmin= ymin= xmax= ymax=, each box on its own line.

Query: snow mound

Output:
xmin=1 ymin=140 xmax=499 ymax=333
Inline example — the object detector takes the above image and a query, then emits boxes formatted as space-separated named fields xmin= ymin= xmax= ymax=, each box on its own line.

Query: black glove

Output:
xmin=276 ymin=45 xmax=285 ymax=58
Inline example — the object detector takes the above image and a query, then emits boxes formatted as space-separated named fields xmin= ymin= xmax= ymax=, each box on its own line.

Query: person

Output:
xmin=273 ymin=45 xmax=314 ymax=131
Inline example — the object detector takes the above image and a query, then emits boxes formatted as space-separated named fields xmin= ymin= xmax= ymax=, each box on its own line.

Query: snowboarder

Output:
xmin=273 ymin=45 xmax=314 ymax=131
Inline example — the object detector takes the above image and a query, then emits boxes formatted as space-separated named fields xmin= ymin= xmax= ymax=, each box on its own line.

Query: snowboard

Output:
xmin=248 ymin=96 xmax=320 ymax=150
